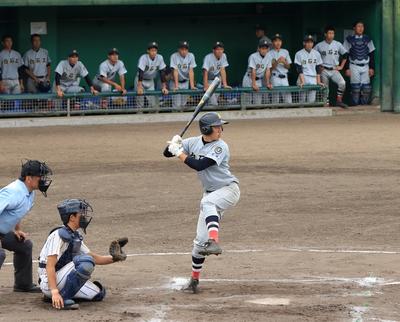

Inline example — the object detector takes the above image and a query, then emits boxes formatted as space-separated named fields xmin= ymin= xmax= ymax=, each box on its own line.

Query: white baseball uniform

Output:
xmin=170 ymin=52 xmax=197 ymax=108
xmin=93 ymin=59 xmax=127 ymax=92
xmin=23 ymin=48 xmax=51 ymax=93
xmin=294 ymin=48 xmax=323 ymax=103
xmin=53 ymin=60 xmax=89 ymax=93
xmin=268 ymin=48 xmax=292 ymax=103
xmin=242 ymin=51 xmax=271 ymax=106
xmin=0 ymin=49 xmax=23 ymax=94
xmin=38 ymin=229 xmax=100 ymax=300
xmin=314 ymin=40 xmax=347 ymax=96
xmin=135 ymin=54 xmax=166 ymax=108
xmin=202 ymin=53 xmax=229 ymax=106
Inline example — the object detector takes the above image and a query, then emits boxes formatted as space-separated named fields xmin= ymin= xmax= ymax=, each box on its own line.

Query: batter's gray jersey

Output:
xmin=0 ymin=49 xmax=23 ymax=80
xmin=137 ymin=54 xmax=166 ymax=80
xmin=95 ymin=59 xmax=127 ymax=81
xmin=245 ymin=52 xmax=272 ymax=78
xmin=294 ymin=49 xmax=323 ymax=77
xmin=23 ymin=48 xmax=51 ymax=77
xmin=314 ymin=40 xmax=347 ymax=68
xmin=202 ymin=53 xmax=229 ymax=80
xmin=54 ymin=60 xmax=89 ymax=87
xmin=182 ymin=136 xmax=239 ymax=192
xmin=267 ymin=48 xmax=292 ymax=75
xmin=170 ymin=52 xmax=197 ymax=81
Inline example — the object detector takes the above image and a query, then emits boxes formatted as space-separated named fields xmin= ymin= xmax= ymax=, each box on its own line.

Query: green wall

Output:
xmin=1 ymin=2 xmax=380 ymax=101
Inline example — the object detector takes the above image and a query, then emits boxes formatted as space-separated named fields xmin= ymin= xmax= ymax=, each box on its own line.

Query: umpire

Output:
xmin=0 ymin=160 xmax=52 ymax=292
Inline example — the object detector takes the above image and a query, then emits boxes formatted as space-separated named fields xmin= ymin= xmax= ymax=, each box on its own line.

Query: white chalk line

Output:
xmin=2 ymin=246 xmax=400 ymax=267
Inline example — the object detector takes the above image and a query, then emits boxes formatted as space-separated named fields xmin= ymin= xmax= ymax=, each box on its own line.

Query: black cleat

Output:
xmin=182 ymin=278 xmax=199 ymax=294
xmin=199 ymin=239 xmax=222 ymax=256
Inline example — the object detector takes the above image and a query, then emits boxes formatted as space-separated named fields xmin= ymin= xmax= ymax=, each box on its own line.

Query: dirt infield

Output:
xmin=0 ymin=113 xmax=400 ymax=321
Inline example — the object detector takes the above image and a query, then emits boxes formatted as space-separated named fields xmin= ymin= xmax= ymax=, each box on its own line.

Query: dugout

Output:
xmin=0 ymin=0 xmax=398 ymax=111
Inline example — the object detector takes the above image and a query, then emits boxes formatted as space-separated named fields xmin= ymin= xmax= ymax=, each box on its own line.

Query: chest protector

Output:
xmin=346 ymin=35 xmax=370 ymax=61
xmin=55 ymin=226 xmax=83 ymax=271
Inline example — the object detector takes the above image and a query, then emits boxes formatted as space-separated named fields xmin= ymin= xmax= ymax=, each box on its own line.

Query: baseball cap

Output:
xmin=213 ymin=41 xmax=224 ymax=49
xmin=303 ymin=34 xmax=315 ymax=42
xmin=68 ymin=49 xmax=79 ymax=57
xmin=258 ymin=39 xmax=269 ymax=48
xmin=147 ymin=41 xmax=159 ymax=49
xmin=272 ymin=33 xmax=283 ymax=41
xmin=178 ymin=41 xmax=189 ymax=49
xmin=108 ymin=47 xmax=119 ymax=55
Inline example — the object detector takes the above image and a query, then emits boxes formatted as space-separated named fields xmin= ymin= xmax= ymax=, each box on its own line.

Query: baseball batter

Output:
xmin=242 ymin=39 xmax=272 ymax=106
xmin=166 ymin=112 xmax=240 ymax=293
xmin=0 ymin=160 xmax=52 ymax=293
xmin=314 ymin=26 xmax=348 ymax=108
xmin=93 ymin=48 xmax=127 ymax=94
xmin=38 ymin=199 xmax=128 ymax=310
xmin=54 ymin=50 xmax=97 ymax=97
xmin=135 ymin=42 xmax=168 ymax=108
xmin=170 ymin=41 xmax=197 ymax=109
xmin=202 ymin=42 xmax=231 ymax=106
xmin=268 ymin=33 xmax=292 ymax=104
xmin=343 ymin=21 xmax=375 ymax=105
xmin=23 ymin=34 xmax=51 ymax=93
xmin=0 ymin=35 xmax=24 ymax=94
xmin=294 ymin=35 xmax=324 ymax=103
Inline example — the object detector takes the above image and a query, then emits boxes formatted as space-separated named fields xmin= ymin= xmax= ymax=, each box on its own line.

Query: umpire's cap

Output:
xmin=68 ymin=49 xmax=79 ymax=57
xmin=272 ymin=33 xmax=283 ymax=41
xmin=303 ymin=35 xmax=315 ymax=42
xmin=20 ymin=160 xmax=52 ymax=178
xmin=147 ymin=41 xmax=159 ymax=49
xmin=108 ymin=47 xmax=119 ymax=55
xmin=258 ymin=39 xmax=269 ymax=48
xmin=178 ymin=41 xmax=189 ymax=49
xmin=199 ymin=112 xmax=229 ymax=135
xmin=213 ymin=41 xmax=224 ymax=49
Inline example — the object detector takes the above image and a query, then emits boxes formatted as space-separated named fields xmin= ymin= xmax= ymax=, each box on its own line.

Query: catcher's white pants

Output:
xmin=193 ymin=182 xmax=240 ymax=256
xmin=349 ymin=63 xmax=370 ymax=85
xmin=134 ymin=77 xmax=156 ymax=108
xmin=39 ymin=262 xmax=101 ymax=300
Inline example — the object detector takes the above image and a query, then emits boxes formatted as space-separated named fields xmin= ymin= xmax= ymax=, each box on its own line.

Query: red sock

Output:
xmin=192 ymin=271 xmax=200 ymax=280
xmin=209 ymin=229 xmax=219 ymax=243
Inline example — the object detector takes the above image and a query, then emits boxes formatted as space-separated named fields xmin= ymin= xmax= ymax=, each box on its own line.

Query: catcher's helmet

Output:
xmin=199 ymin=112 xmax=229 ymax=135
xmin=57 ymin=199 xmax=93 ymax=233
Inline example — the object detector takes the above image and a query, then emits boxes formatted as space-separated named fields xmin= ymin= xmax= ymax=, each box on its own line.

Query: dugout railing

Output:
xmin=0 ymin=86 xmax=327 ymax=117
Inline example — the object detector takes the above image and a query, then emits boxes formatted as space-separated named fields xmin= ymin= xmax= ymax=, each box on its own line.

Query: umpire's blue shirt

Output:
xmin=0 ymin=179 xmax=35 ymax=234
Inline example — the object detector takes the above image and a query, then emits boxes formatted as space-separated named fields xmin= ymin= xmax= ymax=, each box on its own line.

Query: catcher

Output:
xmin=38 ymin=199 xmax=128 ymax=310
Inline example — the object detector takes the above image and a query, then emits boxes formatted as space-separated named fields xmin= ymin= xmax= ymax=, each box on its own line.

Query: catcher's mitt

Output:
xmin=109 ymin=237 xmax=128 ymax=262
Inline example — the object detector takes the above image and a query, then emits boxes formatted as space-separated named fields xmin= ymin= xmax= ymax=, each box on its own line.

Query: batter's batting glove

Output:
xmin=109 ymin=237 xmax=128 ymax=262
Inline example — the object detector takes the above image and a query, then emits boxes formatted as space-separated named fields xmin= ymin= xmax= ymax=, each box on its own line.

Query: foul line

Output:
xmin=2 ymin=247 xmax=399 ymax=267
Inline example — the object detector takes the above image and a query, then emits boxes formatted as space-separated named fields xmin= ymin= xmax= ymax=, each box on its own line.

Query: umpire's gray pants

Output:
xmin=0 ymin=233 xmax=34 ymax=288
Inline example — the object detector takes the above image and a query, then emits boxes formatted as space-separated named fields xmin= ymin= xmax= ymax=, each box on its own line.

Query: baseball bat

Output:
xmin=163 ymin=77 xmax=221 ymax=157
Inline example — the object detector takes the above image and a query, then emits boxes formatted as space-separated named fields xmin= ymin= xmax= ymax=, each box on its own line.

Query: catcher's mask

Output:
xmin=20 ymin=160 xmax=53 ymax=197
xmin=57 ymin=199 xmax=93 ymax=233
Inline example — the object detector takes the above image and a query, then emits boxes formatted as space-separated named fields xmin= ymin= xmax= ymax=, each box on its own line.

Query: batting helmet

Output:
xmin=57 ymin=199 xmax=93 ymax=233
xmin=199 ymin=112 xmax=229 ymax=135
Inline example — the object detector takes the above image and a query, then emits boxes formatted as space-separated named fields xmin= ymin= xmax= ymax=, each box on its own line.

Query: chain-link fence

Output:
xmin=0 ymin=86 xmax=327 ymax=117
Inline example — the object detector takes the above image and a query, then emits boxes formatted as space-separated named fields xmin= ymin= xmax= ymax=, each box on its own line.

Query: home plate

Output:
xmin=247 ymin=298 xmax=290 ymax=306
